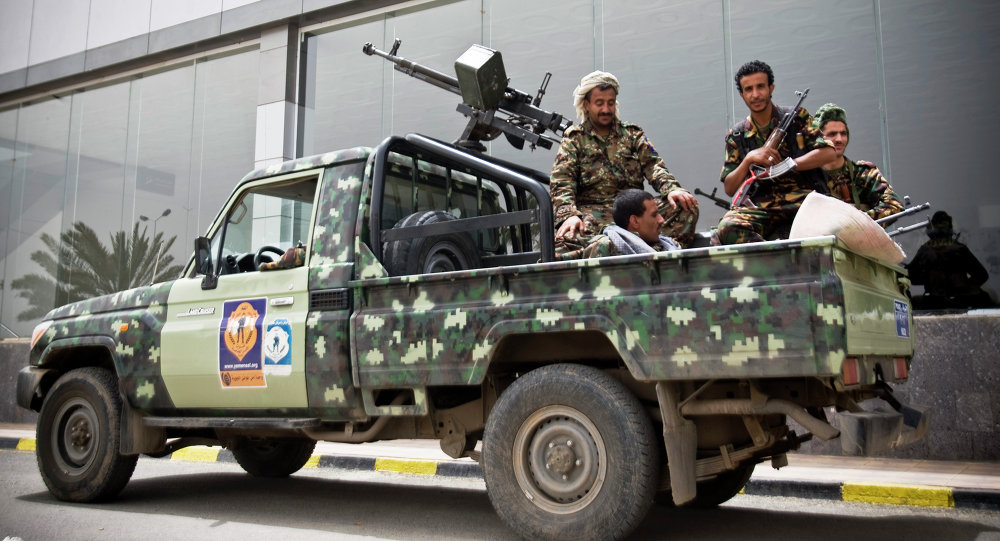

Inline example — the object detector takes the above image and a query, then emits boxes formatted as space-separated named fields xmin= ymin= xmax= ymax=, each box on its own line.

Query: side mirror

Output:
xmin=195 ymin=236 xmax=218 ymax=290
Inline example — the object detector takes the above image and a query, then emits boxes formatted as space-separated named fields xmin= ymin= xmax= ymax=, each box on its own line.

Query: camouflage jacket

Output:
xmin=720 ymin=104 xmax=831 ymax=209
xmin=822 ymin=158 xmax=903 ymax=220
xmin=551 ymin=119 xmax=684 ymax=230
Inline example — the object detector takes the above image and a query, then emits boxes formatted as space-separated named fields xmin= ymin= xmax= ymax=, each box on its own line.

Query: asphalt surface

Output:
xmin=3 ymin=423 xmax=998 ymax=511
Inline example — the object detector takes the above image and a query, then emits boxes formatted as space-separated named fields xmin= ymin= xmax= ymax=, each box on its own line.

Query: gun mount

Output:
xmin=363 ymin=39 xmax=571 ymax=152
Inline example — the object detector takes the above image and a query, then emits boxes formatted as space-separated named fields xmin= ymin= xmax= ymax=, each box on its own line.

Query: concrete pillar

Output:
xmin=254 ymin=24 xmax=298 ymax=169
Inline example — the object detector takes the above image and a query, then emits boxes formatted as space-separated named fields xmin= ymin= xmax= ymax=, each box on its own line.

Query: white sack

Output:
xmin=789 ymin=192 xmax=905 ymax=264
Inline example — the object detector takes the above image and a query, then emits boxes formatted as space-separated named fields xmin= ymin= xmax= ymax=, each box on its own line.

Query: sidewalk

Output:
xmin=3 ymin=423 xmax=998 ymax=510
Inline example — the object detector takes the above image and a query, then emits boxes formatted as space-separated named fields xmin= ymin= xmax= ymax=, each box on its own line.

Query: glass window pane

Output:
xmin=0 ymin=48 xmax=259 ymax=338
xmin=300 ymin=0 xmax=483 ymax=156
xmin=1 ymin=97 xmax=72 ymax=334
xmin=0 ymin=108 xmax=18 ymax=337
xmin=218 ymin=176 xmax=317 ymax=274
xmin=190 ymin=51 xmax=259 ymax=238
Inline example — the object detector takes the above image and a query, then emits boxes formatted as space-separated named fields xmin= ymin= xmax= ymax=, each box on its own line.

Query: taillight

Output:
xmin=893 ymin=357 xmax=909 ymax=380
xmin=842 ymin=357 xmax=860 ymax=386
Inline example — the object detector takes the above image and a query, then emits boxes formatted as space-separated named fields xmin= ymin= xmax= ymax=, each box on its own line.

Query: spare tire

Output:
xmin=383 ymin=210 xmax=481 ymax=275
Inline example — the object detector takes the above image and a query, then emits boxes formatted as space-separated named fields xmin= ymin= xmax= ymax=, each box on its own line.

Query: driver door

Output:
xmin=160 ymin=172 xmax=318 ymax=410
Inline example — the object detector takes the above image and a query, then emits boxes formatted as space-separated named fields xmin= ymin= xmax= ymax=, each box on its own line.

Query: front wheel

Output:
xmin=482 ymin=364 xmax=658 ymax=541
xmin=36 ymin=367 xmax=138 ymax=502
xmin=231 ymin=437 xmax=316 ymax=477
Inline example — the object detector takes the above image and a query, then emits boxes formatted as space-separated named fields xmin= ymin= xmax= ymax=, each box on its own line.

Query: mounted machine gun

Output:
xmin=363 ymin=39 xmax=571 ymax=152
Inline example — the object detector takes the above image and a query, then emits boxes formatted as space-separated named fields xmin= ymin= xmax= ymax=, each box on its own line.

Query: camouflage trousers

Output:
xmin=716 ymin=205 xmax=799 ymax=245
xmin=556 ymin=204 xmax=699 ymax=260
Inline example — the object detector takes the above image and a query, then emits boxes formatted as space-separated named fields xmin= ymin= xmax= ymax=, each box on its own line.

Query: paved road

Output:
xmin=2 ymin=449 xmax=999 ymax=541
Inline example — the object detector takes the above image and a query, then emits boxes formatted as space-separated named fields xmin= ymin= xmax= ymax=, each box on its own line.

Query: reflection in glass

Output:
xmin=9 ymin=221 xmax=183 ymax=321
xmin=0 ymin=49 xmax=257 ymax=337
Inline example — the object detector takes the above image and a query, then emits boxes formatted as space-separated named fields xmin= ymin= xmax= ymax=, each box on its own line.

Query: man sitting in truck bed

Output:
xmin=577 ymin=188 xmax=681 ymax=258
xmin=550 ymin=71 xmax=698 ymax=257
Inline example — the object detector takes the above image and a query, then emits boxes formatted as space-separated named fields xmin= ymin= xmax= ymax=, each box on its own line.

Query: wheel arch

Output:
xmin=479 ymin=317 xmax=649 ymax=383
xmin=29 ymin=337 xmax=120 ymax=408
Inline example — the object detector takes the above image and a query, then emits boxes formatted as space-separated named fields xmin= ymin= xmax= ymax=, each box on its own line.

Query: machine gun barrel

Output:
xmin=888 ymin=219 xmax=930 ymax=238
xmin=362 ymin=40 xmax=461 ymax=96
xmin=875 ymin=201 xmax=930 ymax=225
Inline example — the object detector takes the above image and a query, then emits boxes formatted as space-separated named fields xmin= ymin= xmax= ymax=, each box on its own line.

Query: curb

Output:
xmin=4 ymin=436 xmax=998 ymax=510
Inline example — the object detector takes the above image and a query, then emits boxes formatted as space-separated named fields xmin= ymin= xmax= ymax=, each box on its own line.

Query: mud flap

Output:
xmin=656 ymin=382 xmax=697 ymax=505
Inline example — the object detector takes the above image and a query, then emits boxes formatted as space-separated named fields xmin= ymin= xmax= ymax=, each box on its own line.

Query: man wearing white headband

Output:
xmin=550 ymin=70 xmax=698 ymax=258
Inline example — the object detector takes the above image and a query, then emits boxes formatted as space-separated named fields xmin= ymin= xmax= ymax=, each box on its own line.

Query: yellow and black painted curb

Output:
xmin=0 ymin=436 xmax=481 ymax=479
xmin=4 ymin=436 xmax=997 ymax=510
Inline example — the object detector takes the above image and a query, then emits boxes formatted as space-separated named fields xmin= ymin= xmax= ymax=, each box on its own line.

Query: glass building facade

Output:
xmin=1 ymin=50 xmax=258 ymax=336
xmin=1 ymin=0 xmax=998 ymax=338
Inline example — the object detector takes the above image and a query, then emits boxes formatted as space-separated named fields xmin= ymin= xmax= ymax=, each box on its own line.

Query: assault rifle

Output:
xmin=694 ymin=187 xmax=731 ymax=210
xmin=731 ymin=88 xmax=810 ymax=208
xmin=363 ymin=39 xmax=571 ymax=152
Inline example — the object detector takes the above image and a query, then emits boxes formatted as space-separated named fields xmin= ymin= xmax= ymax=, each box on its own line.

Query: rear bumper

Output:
xmin=839 ymin=399 xmax=930 ymax=456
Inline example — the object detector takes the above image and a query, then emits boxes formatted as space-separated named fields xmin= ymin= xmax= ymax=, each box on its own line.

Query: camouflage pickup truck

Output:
xmin=17 ymin=43 xmax=927 ymax=541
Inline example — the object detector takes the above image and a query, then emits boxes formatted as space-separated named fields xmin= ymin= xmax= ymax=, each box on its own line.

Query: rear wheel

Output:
xmin=687 ymin=461 xmax=756 ymax=508
xmin=231 ymin=437 xmax=316 ymax=477
xmin=656 ymin=460 xmax=756 ymax=508
xmin=36 ymin=367 xmax=138 ymax=502
xmin=482 ymin=364 xmax=658 ymax=541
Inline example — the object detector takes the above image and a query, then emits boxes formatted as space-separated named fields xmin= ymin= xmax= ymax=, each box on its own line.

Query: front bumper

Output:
xmin=16 ymin=366 xmax=55 ymax=412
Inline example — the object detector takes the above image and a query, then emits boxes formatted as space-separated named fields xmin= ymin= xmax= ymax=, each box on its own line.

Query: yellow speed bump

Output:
xmin=374 ymin=457 xmax=437 ymax=475
xmin=16 ymin=438 xmax=36 ymax=451
xmin=171 ymin=447 xmax=220 ymax=463
xmin=842 ymin=482 xmax=955 ymax=508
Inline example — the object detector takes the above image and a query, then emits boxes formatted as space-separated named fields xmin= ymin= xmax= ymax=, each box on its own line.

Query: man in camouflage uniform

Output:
xmin=551 ymin=71 xmax=698 ymax=258
xmin=717 ymin=60 xmax=835 ymax=244
xmin=813 ymin=103 xmax=904 ymax=220
xmin=576 ymin=189 xmax=681 ymax=258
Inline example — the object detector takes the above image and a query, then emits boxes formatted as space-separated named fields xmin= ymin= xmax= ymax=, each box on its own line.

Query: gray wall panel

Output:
xmin=87 ymin=0 xmax=153 ymax=49
xmin=27 ymin=0 xmax=90 ymax=65
xmin=150 ymin=0 xmax=222 ymax=32
xmin=0 ymin=0 xmax=33 ymax=74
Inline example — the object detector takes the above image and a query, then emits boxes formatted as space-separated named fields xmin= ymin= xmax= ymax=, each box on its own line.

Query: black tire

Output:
xmin=36 ymin=367 xmax=138 ymax=503
xmin=231 ymin=437 xmax=317 ymax=477
xmin=656 ymin=461 xmax=756 ymax=508
xmin=687 ymin=461 xmax=755 ymax=508
xmin=482 ymin=364 xmax=658 ymax=541
xmin=382 ymin=211 xmax=480 ymax=275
